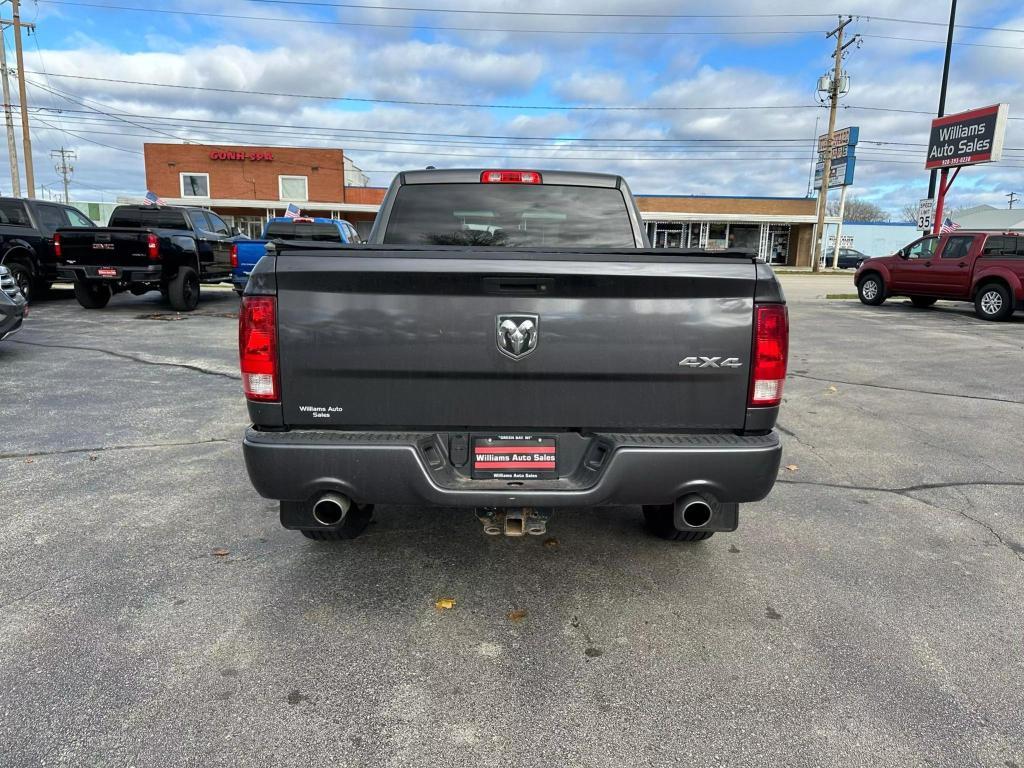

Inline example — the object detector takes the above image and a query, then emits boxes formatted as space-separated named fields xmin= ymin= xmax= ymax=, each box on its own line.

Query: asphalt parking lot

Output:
xmin=2 ymin=276 xmax=1022 ymax=767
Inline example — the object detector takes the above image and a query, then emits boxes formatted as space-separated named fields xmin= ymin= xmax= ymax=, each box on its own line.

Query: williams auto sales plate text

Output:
xmin=472 ymin=436 xmax=557 ymax=480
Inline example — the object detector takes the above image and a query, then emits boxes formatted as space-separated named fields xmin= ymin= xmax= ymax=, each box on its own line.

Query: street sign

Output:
xmin=827 ymin=234 xmax=854 ymax=248
xmin=814 ymin=155 xmax=856 ymax=190
xmin=925 ymin=104 xmax=1009 ymax=170
xmin=817 ymin=126 xmax=860 ymax=153
xmin=916 ymin=198 xmax=934 ymax=231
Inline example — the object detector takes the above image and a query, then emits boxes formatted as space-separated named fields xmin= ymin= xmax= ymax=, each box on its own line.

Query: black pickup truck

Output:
xmin=56 ymin=204 xmax=240 ymax=310
xmin=0 ymin=197 xmax=96 ymax=302
xmin=240 ymin=169 xmax=788 ymax=542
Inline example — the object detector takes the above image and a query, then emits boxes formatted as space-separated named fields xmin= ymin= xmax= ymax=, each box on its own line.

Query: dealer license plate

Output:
xmin=97 ymin=267 xmax=118 ymax=277
xmin=472 ymin=435 xmax=557 ymax=480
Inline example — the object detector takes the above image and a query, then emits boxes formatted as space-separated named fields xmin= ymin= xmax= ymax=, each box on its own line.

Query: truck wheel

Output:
xmin=300 ymin=504 xmax=374 ymax=541
xmin=168 ymin=266 xmax=200 ymax=311
xmin=6 ymin=261 xmax=33 ymax=303
xmin=73 ymin=280 xmax=112 ymax=309
xmin=910 ymin=296 xmax=937 ymax=308
xmin=642 ymin=505 xmax=714 ymax=542
xmin=857 ymin=274 xmax=885 ymax=306
xmin=974 ymin=283 xmax=1013 ymax=321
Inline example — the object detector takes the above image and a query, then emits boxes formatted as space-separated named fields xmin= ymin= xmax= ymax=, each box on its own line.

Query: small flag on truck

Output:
xmin=284 ymin=203 xmax=301 ymax=219
xmin=939 ymin=218 xmax=961 ymax=233
xmin=143 ymin=190 xmax=165 ymax=206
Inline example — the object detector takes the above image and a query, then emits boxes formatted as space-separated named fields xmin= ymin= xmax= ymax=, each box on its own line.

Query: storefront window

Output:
xmin=707 ymin=223 xmax=728 ymax=250
xmin=730 ymin=224 xmax=760 ymax=250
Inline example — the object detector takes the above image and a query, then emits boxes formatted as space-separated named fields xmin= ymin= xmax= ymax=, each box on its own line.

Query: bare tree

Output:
xmin=899 ymin=203 xmax=920 ymax=223
xmin=826 ymin=198 xmax=890 ymax=222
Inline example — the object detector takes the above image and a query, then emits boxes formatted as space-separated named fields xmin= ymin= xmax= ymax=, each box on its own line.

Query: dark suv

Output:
xmin=0 ymin=198 xmax=96 ymax=302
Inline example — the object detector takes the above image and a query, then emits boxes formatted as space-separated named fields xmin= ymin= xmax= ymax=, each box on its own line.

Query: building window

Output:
xmin=180 ymin=173 xmax=210 ymax=198
xmin=279 ymin=175 xmax=308 ymax=202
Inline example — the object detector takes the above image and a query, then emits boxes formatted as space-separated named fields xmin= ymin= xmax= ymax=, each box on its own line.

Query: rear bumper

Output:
xmin=242 ymin=428 xmax=782 ymax=507
xmin=58 ymin=265 xmax=163 ymax=283
xmin=0 ymin=306 xmax=25 ymax=340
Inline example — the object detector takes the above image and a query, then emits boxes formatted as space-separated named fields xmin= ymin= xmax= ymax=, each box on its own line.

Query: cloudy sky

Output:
xmin=5 ymin=0 xmax=1024 ymax=216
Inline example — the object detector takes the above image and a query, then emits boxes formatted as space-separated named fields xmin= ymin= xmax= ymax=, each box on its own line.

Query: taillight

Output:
xmin=230 ymin=244 xmax=238 ymax=269
xmin=146 ymin=233 xmax=160 ymax=261
xmin=239 ymin=296 xmax=279 ymax=401
xmin=480 ymin=170 xmax=542 ymax=184
xmin=749 ymin=304 xmax=788 ymax=407
xmin=53 ymin=233 xmax=62 ymax=258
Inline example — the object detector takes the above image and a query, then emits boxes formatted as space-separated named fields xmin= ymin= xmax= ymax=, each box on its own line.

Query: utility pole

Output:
xmin=1008 ymin=192 xmax=1019 ymax=210
xmin=812 ymin=16 xmax=853 ymax=272
xmin=926 ymin=0 xmax=957 ymax=221
xmin=0 ymin=22 xmax=19 ymax=197
xmin=51 ymin=147 xmax=74 ymax=203
xmin=10 ymin=0 xmax=33 ymax=197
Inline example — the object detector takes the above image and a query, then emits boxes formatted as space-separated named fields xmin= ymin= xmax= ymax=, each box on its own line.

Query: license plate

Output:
xmin=97 ymin=267 xmax=118 ymax=277
xmin=472 ymin=435 xmax=557 ymax=480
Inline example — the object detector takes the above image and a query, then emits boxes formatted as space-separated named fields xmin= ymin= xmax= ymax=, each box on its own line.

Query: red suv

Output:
xmin=855 ymin=231 xmax=1024 ymax=321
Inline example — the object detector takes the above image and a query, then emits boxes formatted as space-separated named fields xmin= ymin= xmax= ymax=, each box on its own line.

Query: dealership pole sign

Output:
xmin=925 ymin=104 xmax=1008 ymax=169
xmin=813 ymin=126 xmax=859 ymax=190
xmin=924 ymin=104 xmax=1009 ymax=234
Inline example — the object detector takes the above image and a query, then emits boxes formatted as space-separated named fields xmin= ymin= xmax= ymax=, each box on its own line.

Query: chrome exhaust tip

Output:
xmin=312 ymin=493 xmax=351 ymax=526
xmin=676 ymin=494 xmax=714 ymax=529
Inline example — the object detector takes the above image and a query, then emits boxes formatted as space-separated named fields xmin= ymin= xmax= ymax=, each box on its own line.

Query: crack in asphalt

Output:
xmin=789 ymin=372 xmax=1024 ymax=406
xmin=777 ymin=478 xmax=1024 ymax=562
xmin=10 ymin=338 xmax=240 ymax=381
xmin=775 ymin=423 xmax=831 ymax=465
xmin=0 ymin=437 xmax=236 ymax=461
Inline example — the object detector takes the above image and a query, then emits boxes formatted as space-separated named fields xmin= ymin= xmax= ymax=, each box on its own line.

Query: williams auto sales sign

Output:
xmin=925 ymin=104 xmax=1009 ymax=170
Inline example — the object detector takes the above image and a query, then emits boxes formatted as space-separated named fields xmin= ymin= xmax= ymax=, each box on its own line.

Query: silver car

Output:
xmin=0 ymin=264 xmax=27 ymax=341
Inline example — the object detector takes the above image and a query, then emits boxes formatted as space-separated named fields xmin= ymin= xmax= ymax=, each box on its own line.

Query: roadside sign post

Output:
xmin=813 ymin=126 xmax=858 ymax=269
xmin=924 ymin=103 xmax=1009 ymax=233
xmin=831 ymin=185 xmax=849 ymax=270
xmin=917 ymin=198 xmax=934 ymax=232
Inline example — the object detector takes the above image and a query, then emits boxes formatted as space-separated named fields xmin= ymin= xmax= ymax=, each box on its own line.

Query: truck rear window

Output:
xmin=108 ymin=208 xmax=191 ymax=230
xmin=383 ymin=184 xmax=637 ymax=248
xmin=265 ymin=222 xmax=343 ymax=241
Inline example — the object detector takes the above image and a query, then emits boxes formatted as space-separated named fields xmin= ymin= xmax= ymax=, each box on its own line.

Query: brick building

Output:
xmin=636 ymin=195 xmax=834 ymax=267
xmin=141 ymin=143 xmax=386 ymax=238
xmin=138 ymin=144 xmax=833 ymax=264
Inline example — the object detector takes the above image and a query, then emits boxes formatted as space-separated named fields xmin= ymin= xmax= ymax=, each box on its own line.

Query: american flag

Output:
xmin=143 ymin=190 xmax=165 ymax=206
xmin=284 ymin=203 xmax=301 ymax=219
xmin=939 ymin=218 xmax=961 ymax=233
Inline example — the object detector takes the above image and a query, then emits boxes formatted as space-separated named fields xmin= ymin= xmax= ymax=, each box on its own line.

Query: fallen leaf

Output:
xmin=24 ymin=458 xmax=33 ymax=464
xmin=542 ymin=537 xmax=559 ymax=550
xmin=88 ymin=455 xmax=98 ymax=461
xmin=785 ymin=464 xmax=799 ymax=472
xmin=507 ymin=608 xmax=527 ymax=623
xmin=211 ymin=547 xmax=230 ymax=557
xmin=435 ymin=598 xmax=456 ymax=611
xmin=827 ymin=385 xmax=838 ymax=393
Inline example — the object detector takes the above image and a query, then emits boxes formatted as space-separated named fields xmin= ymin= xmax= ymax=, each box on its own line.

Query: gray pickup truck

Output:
xmin=240 ymin=169 xmax=788 ymax=542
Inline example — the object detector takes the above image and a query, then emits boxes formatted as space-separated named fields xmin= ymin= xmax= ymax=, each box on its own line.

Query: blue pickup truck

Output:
xmin=231 ymin=217 xmax=361 ymax=294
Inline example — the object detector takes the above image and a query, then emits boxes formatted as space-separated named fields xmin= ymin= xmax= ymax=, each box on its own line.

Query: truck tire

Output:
xmin=857 ymin=274 xmax=885 ymax=306
xmin=642 ymin=505 xmax=714 ymax=542
xmin=300 ymin=503 xmax=374 ymax=540
xmin=168 ymin=266 xmax=200 ymax=311
xmin=5 ymin=261 xmax=33 ymax=303
xmin=910 ymin=296 xmax=937 ymax=308
xmin=974 ymin=283 xmax=1013 ymax=321
xmin=73 ymin=280 xmax=112 ymax=309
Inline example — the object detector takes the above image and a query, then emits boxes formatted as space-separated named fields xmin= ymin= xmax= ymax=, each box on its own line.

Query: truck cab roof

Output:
xmin=397 ymin=168 xmax=626 ymax=189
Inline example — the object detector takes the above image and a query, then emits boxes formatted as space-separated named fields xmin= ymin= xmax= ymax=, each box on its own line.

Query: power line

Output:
xmin=36 ymin=1 xmax=832 ymax=37
xmin=24 ymin=71 xmax=827 ymax=112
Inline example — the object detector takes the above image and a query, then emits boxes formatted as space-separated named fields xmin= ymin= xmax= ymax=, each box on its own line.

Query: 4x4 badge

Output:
xmin=678 ymin=356 xmax=743 ymax=368
xmin=496 ymin=314 xmax=539 ymax=360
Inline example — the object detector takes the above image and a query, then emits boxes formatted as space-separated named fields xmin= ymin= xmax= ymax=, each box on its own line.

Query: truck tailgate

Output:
xmin=276 ymin=250 xmax=757 ymax=431
xmin=58 ymin=228 xmax=154 ymax=267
